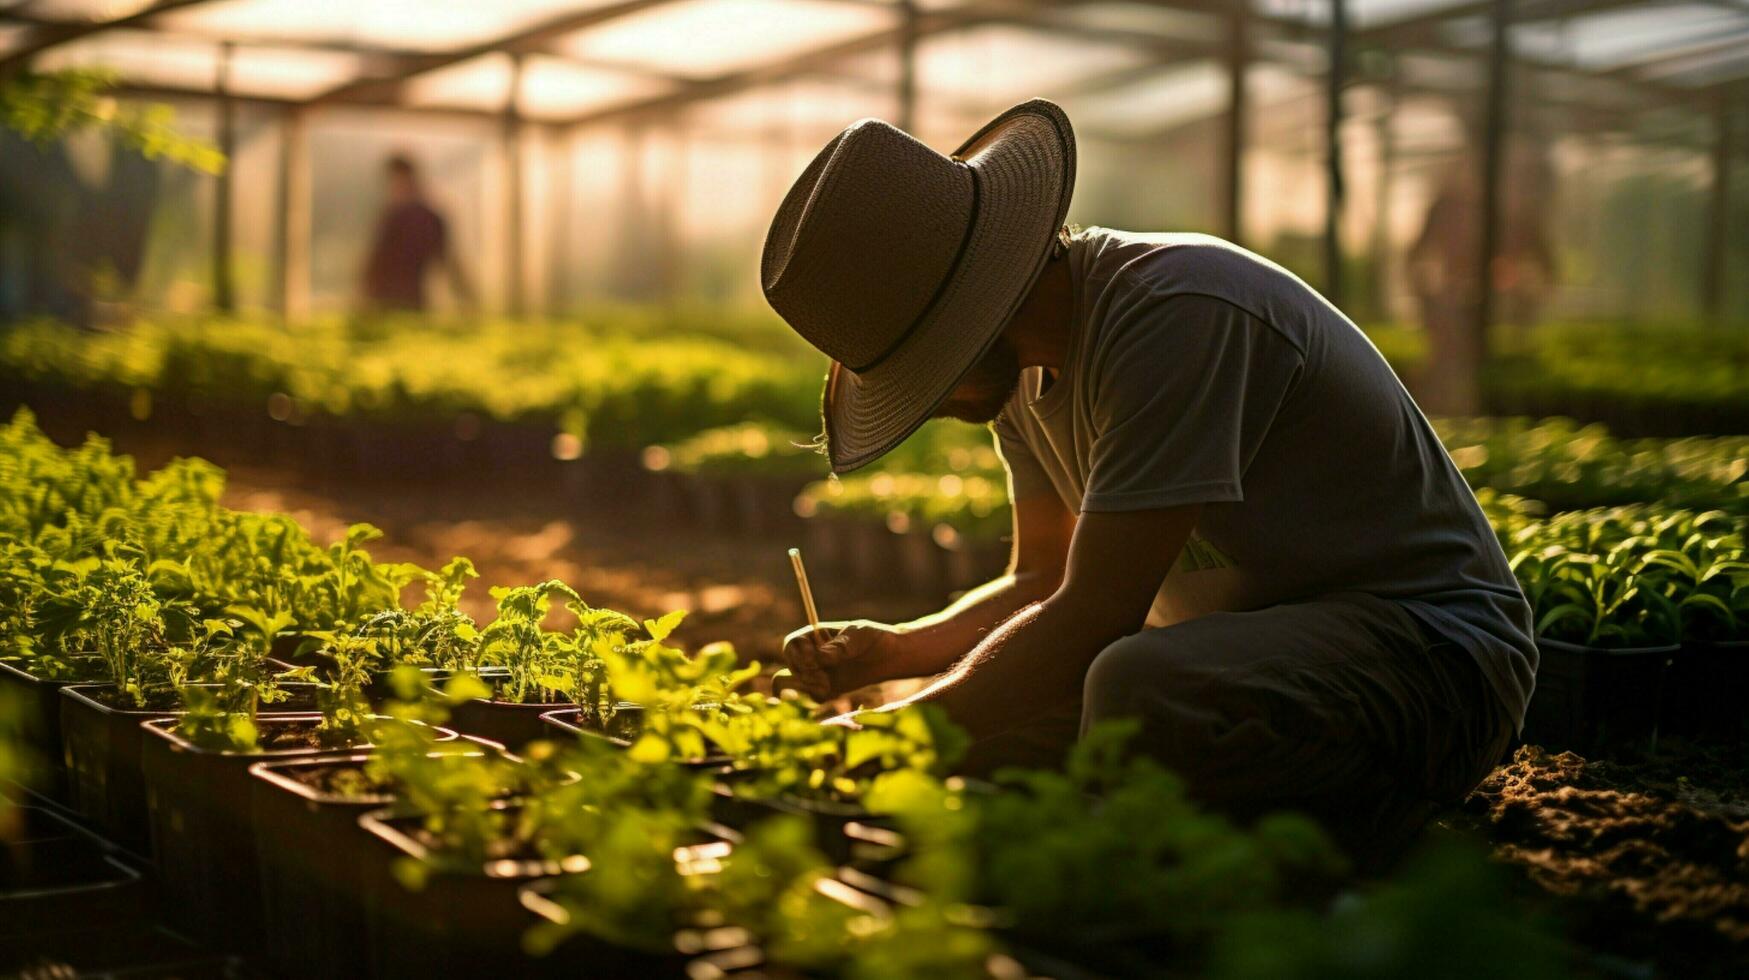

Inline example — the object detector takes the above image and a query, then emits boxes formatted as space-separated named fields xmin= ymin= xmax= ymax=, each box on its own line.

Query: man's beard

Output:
xmin=933 ymin=336 xmax=1022 ymax=424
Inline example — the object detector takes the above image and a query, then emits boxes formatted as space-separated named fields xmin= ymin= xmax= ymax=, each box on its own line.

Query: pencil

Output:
xmin=788 ymin=547 xmax=828 ymax=641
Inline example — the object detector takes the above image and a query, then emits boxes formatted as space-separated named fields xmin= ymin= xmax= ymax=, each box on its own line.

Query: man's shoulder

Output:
xmin=1080 ymin=229 xmax=1334 ymax=356
xmin=1086 ymin=230 xmax=1307 ymax=305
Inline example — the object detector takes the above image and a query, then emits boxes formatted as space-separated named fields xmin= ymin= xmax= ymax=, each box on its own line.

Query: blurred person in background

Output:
xmin=769 ymin=100 xmax=1534 ymax=871
xmin=1408 ymin=143 xmax=1555 ymax=414
xmin=358 ymin=153 xmax=473 ymax=314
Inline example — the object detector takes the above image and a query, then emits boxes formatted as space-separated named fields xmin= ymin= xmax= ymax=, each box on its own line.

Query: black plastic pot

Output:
xmin=250 ymin=749 xmax=490 ymax=979
xmin=519 ymin=878 xmax=694 ymax=979
xmin=1521 ymin=638 xmax=1677 ymax=751
xmin=1662 ymin=639 xmax=1748 ymax=737
xmin=59 ymin=681 xmax=320 ymax=854
xmin=708 ymin=779 xmax=874 ymax=867
xmin=0 ymin=657 xmax=105 ymax=803
xmin=141 ymin=713 xmax=448 ymax=952
xmin=0 ymin=832 xmax=146 ymax=938
xmin=0 ymin=922 xmax=244 ymax=979
xmin=356 ymin=804 xmax=580 ymax=980
xmin=447 ymin=676 xmax=569 ymax=749
xmin=359 ymin=804 xmax=711 ymax=980
xmin=540 ymin=705 xmax=733 ymax=769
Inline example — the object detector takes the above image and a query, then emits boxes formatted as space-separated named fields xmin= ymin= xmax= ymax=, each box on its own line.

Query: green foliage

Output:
xmin=1207 ymin=840 xmax=1568 ymax=979
xmin=1438 ymin=417 xmax=1747 ymax=514
xmin=0 ymin=314 xmax=824 ymax=447
xmin=0 ymin=69 xmax=224 ymax=173
xmin=1506 ymin=506 xmax=1746 ymax=646
xmin=975 ymin=722 xmax=1348 ymax=947
xmin=656 ymin=423 xmax=823 ymax=478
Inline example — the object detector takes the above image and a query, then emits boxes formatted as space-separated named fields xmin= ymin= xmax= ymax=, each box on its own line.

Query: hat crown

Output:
xmin=762 ymin=119 xmax=975 ymax=372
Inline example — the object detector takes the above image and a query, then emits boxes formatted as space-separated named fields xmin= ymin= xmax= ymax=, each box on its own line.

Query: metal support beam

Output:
xmin=1369 ymin=65 xmax=1399 ymax=322
xmin=504 ymin=53 xmax=526 ymax=318
xmin=1221 ymin=5 xmax=1249 ymax=245
xmin=306 ymin=0 xmax=685 ymax=108
xmin=897 ymin=0 xmax=919 ymax=131
xmin=547 ymin=127 xmax=575 ymax=314
xmin=0 ymin=0 xmax=225 ymax=73
xmin=1323 ymin=0 xmax=1346 ymax=307
xmin=276 ymin=106 xmax=311 ymax=321
xmin=562 ymin=2 xmax=1071 ymax=130
xmin=1703 ymin=94 xmax=1735 ymax=324
xmin=1476 ymin=0 xmax=1513 ymax=359
xmin=212 ymin=41 xmax=236 ymax=313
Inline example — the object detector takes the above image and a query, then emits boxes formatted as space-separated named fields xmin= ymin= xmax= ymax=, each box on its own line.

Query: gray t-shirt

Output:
xmin=993 ymin=228 xmax=1536 ymax=729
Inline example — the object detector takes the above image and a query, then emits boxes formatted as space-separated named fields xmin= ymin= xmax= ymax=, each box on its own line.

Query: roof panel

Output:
xmin=36 ymin=28 xmax=218 ymax=90
xmin=1499 ymin=4 xmax=1746 ymax=69
xmin=402 ymin=51 xmax=511 ymax=111
xmin=32 ymin=27 xmax=369 ymax=98
xmin=911 ymin=23 xmax=1154 ymax=103
xmin=553 ymin=0 xmax=891 ymax=80
xmin=156 ymin=0 xmax=607 ymax=53
xmin=519 ymin=54 xmax=670 ymax=119
xmin=25 ymin=0 xmax=157 ymax=21
xmin=227 ymin=46 xmax=367 ymax=99
xmin=1052 ymin=2 xmax=1221 ymax=42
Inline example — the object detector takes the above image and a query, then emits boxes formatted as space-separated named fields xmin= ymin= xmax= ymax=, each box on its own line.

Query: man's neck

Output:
xmin=1008 ymin=256 xmax=1074 ymax=371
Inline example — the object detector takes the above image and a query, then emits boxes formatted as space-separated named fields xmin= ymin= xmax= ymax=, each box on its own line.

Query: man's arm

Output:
xmin=872 ymin=505 xmax=1199 ymax=739
xmin=781 ymin=488 xmax=1075 ymax=697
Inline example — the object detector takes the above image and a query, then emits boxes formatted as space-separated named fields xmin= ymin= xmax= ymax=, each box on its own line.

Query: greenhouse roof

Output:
xmin=1 ymin=0 xmax=1743 ymax=134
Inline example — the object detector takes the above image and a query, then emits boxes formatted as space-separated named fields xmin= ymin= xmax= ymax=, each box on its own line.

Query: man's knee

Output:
xmin=1083 ymin=631 xmax=1181 ymax=726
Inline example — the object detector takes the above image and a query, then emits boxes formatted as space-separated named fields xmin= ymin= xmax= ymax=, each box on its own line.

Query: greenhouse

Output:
xmin=0 ymin=0 xmax=1746 ymax=977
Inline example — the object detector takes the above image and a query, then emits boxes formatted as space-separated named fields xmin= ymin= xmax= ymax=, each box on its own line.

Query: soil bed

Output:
xmin=1452 ymin=738 xmax=1749 ymax=977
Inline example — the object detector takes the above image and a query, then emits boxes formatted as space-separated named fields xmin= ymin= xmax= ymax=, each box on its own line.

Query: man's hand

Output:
xmin=780 ymin=620 xmax=904 ymax=701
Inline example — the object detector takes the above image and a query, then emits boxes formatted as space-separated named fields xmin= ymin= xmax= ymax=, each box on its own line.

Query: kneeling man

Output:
xmin=764 ymin=100 xmax=1534 ymax=865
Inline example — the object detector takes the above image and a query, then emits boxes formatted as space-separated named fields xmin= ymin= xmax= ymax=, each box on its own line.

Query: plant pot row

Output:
xmin=801 ymin=514 xmax=1010 ymax=602
xmin=644 ymin=470 xmax=814 ymax=539
xmin=1521 ymin=637 xmax=1747 ymax=752
xmin=4 ymin=382 xmax=660 ymax=506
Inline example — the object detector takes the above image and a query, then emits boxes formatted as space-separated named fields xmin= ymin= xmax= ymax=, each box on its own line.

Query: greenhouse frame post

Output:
xmin=276 ymin=106 xmax=311 ymax=322
xmin=504 ymin=52 xmax=527 ymax=318
xmin=1476 ymin=0 xmax=1513 ymax=361
xmin=1222 ymin=4 xmax=1249 ymax=246
xmin=898 ymin=0 xmax=919 ymax=132
xmin=1369 ymin=63 xmax=1397 ymax=323
xmin=1703 ymin=94 xmax=1733 ymax=327
xmin=213 ymin=40 xmax=236 ymax=313
xmin=1323 ymin=0 xmax=1347 ymax=309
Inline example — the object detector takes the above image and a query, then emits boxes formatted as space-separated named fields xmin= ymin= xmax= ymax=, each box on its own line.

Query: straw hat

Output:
xmin=761 ymin=99 xmax=1076 ymax=473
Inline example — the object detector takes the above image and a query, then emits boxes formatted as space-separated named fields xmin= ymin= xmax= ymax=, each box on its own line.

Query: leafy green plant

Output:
xmin=973 ymin=722 xmax=1347 ymax=947
xmin=1 ymin=69 xmax=224 ymax=172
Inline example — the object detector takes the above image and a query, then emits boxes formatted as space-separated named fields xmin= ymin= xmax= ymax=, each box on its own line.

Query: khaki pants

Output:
xmin=956 ymin=593 xmax=1514 ymax=871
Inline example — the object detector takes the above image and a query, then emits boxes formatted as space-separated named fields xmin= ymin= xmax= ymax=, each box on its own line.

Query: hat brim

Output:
xmin=822 ymin=99 xmax=1076 ymax=474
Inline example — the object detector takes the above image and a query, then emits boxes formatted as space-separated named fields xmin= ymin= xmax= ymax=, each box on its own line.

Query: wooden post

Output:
xmin=548 ymin=126 xmax=574 ymax=315
xmin=1322 ymin=0 xmax=1346 ymax=308
xmin=1221 ymin=4 xmax=1249 ymax=245
xmin=504 ymin=52 xmax=526 ymax=318
xmin=213 ymin=41 xmax=236 ymax=312
xmin=1476 ymin=0 xmax=1512 ymax=361
xmin=1369 ymin=65 xmax=1398 ymax=323
xmin=276 ymin=106 xmax=311 ymax=321
xmin=1703 ymin=95 xmax=1733 ymax=326
xmin=897 ymin=0 xmax=919 ymax=131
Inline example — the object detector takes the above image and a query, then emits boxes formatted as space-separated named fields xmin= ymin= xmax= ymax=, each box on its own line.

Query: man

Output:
xmin=766 ymin=100 xmax=1534 ymax=865
xmin=358 ymin=154 xmax=473 ymax=313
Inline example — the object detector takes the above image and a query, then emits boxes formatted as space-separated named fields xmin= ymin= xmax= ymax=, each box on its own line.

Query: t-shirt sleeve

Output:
xmin=1082 ymin=291 xmax=1303 ymax=513
xmin=991 ymin=414 xmax=1055 ymax=503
